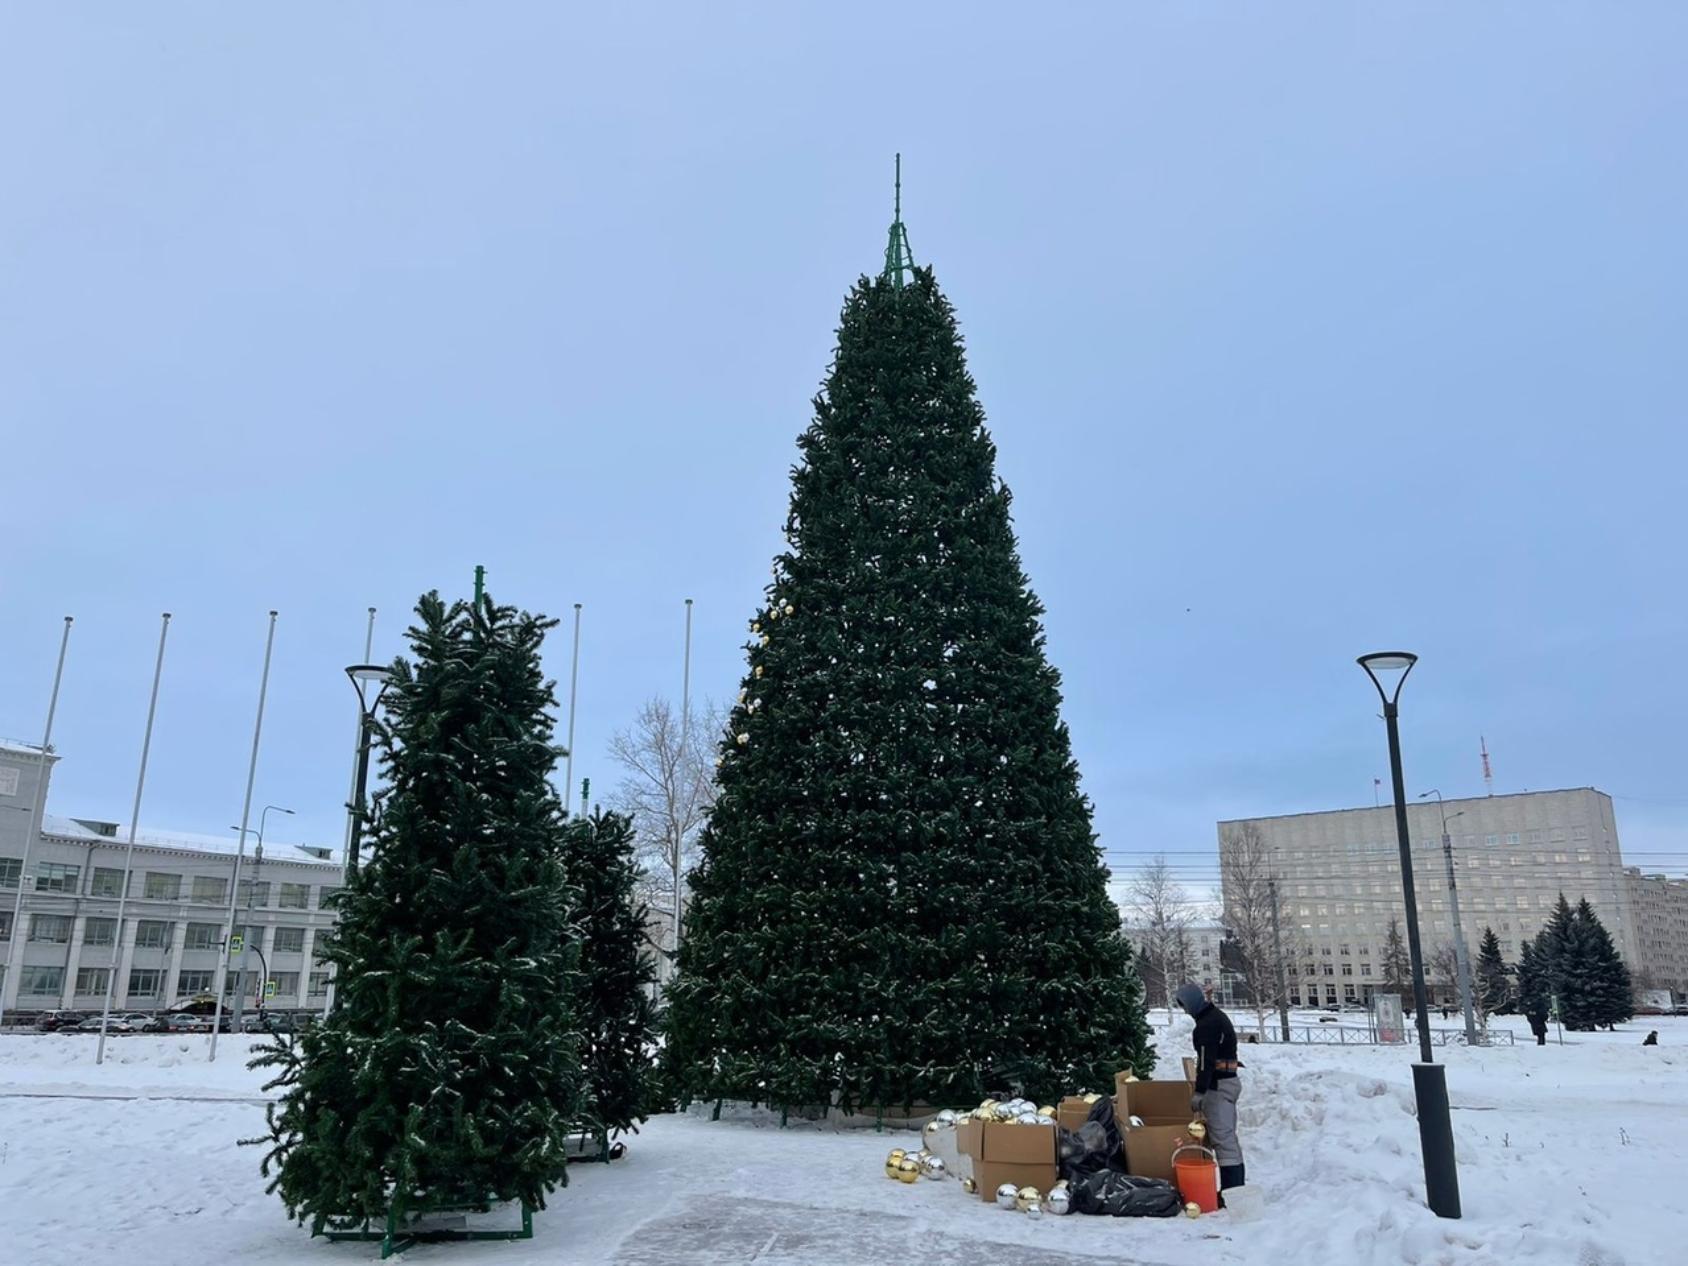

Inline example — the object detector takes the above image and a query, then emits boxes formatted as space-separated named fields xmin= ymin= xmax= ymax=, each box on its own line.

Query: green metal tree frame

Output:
xmin=882 ymin=153 xmax=916 ymax=287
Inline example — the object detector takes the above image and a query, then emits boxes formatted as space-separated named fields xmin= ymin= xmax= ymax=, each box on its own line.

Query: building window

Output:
xmin=83 ymin=917 xmax=117 ymax=946
xmin=1484 ymin=835 xmax=1498 ymax=848
xmin=0 ymin=910 xmax=10 ymax=940
xmin=144 ymin=872 xmax=182 ymax=901
xmin=1344 ymin=984 xmax=1357 ymax=1001
xmin=1325 ymin=984 xmax=1338 ymax=1002
xmin=1572 ymin=826 xmax=1589 ymax=841
xmin=307 ymin=971 xmax=330 ymax=997
xmin=278 ymin=883 xmax=310 ymax=910
xmin=91 ymin=867 xmax=127 ymax=897
xmin=1322 ymin=964 xmax=1334 ymax=976
xmin=272 ymin=927 xmax=306 ymax=954
xmin=30 ymin=914 xmax=73 ymax=943
xmin=1549 ymin=828 xmax=1567 ymax=843
xmin=237 ymin=879 xmax=270 ymax=907
xmin=128 ymin=969 xmax=164 ymax=998
xmin=1289 ymin=990 xmax=1302 ymax=1006
xmin=1359 ymin=962 xmax=1372 ymax=976
xmin=135 ymin=919 xmax=172 ymax=949
xmin=20 ymin=966 xmax=64 ymax=996
xmin=0 ymin=857 xmax=20 ymax=888
xmin=74 ymin=967 xmax=110 ymax=996
xmin=176 ymin=970 xmax=215 ymax=996
xmin=1505 ymin=833 xmax=1520 ymax=847
xmin=184 ymin=922 xmax=222 ymax=951
xmin=1341 ymin=964 xmax=1353 ymax=976
xmin=317 ymin=886 xmax=341 ymax=909
xmin=267 ymin=971 xmax=300 ymax=998
xmin=36 ymin=862 xmax=80 ymax=893
xmin=191 ymin=876 xmax=228 ymax=905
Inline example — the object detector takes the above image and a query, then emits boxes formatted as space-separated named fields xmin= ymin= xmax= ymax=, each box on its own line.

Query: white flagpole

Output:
xmin=564 ymin=603 xmax=582 ymax=814
xmin=674 ymin=598 xmax=693 ymax=961
xmin=0 ymin=616 xmax=73 ymax=1031
xmin=209 ymin=611 xmax=278 ymax=1061
xmin=96 ymin=613 xmax=171 ymax=1065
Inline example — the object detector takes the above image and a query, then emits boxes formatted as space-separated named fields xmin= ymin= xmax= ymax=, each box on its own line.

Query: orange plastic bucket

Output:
xmin=1173 ymin=1143 xmax=1219 ymax=1213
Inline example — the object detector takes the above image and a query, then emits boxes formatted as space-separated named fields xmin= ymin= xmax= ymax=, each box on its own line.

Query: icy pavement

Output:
xmin=1 ymin=1017 xmax=1683 ymax=1265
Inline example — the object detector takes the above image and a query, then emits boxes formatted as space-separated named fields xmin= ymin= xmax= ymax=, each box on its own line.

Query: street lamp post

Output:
xmin=1358 ymin=652 xmax=1461 ymax=1219
xmin=230 ymin=805 xmax=292 ymax=1030
xmin=323 ymin=665 xmax=391 ymax=1017
xmin=1420 ymin=791 xmax=1478 ymax=1045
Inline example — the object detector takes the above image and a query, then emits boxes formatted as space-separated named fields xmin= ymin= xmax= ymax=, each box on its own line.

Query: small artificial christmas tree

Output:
xmin=1381 ymin=918 xmax=1411 ymax=1004
xmin=563 ymin=808 xmax=658 ymax=1144
xmin=663 ymin=191 xmax=1153 ymax=1113
xmin=1573 ymin=898 xmax=1633 ymax=1031
xmin=1475 ymin=926 xmax=1513 ymax=1015
xmin=250 ymin=592 xmax=583 ymax=1230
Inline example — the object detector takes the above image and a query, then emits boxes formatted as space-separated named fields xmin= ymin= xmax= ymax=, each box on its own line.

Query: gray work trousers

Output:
xmin=1199 ymin=1077 xmax=1243 ymax=1166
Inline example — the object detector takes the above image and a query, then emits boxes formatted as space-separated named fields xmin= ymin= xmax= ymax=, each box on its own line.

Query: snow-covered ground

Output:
xmin=2 ymin=1014 xmax=1682 ymax=1265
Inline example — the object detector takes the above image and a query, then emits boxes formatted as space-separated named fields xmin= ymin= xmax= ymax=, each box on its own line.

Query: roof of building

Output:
xmin=1217 ymin=787 xmax=1607 ymax=827
xmin=41 ymin=815 xmax=340 ymax=867
xmin=0 ymin=738 xmax=54 ymax=758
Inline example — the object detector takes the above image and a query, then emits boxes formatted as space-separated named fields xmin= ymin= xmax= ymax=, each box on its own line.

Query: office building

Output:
xmin=1625 ymin=867 xmax=1688 ymax=996
xmin=1 ymin=740 xmax=341 ymax=1015
xmin=1218 ymin=789 xmax=1639 ymax=1008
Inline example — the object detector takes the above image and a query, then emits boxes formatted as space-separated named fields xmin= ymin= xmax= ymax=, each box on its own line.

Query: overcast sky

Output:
xmin=4 ymin=4 xmax=1684 ymax=896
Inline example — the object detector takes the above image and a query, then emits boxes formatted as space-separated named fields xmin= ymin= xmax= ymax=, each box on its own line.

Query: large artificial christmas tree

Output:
xmin=563 ymin=809 xmax=658 ymax=1143
xmin=1573 ymin=898 xmax=1633 ymax=1030
xmin=663 ymin=186 xmax=1152 ymax=1114
xmin=251 ymin=593 xmax=583 ymax=1230
xmin=1475 ymin=926 xmax=1513 ymax=1015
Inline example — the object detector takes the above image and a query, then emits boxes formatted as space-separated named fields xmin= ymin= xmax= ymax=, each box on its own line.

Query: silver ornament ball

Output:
xmin=995 ymin=1183 xmax=1019 ymax=1210
xmin=921 ymin=1155 xmax=947 ymax=1181
xmin=1045 ymin=1189 xmax=1072 ymax=1216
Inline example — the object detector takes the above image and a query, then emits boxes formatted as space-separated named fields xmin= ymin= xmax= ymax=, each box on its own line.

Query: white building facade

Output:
xmin=1219 ymin=789 xmax=1643 ymax=1009
xmin=1 ymin=740 xmax=341 ymax=1015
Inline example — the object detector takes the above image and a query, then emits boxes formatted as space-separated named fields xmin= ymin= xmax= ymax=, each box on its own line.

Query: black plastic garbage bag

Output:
xmin=1057 ymin=1092 xmax=1125 ymax=1180
xmin=1068 ymin=1170 xmax=1183 ymax=1218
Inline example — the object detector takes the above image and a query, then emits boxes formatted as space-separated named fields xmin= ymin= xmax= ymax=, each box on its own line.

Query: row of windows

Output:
xmin=0 ymin=858 xmax=337 ymax=910
xmin=12 ymin=965 xmax=330 ymax=999
xmin=0 ymin=916 xmax=318 ymax=955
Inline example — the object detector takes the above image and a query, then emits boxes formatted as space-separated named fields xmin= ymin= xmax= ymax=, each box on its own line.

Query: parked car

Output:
xmin=76 ymin=1015 xmax=134 ymax=1034
xmin=35 ymin=1010 xmax=87 ymax=1033
xmin=164 ymin=1012 xmax=212 ymax=1033
xmin=122 ymin=1013 xmax=165 ymax=1033
xmin=242 ymin=1011 xmax=307 ymax=1035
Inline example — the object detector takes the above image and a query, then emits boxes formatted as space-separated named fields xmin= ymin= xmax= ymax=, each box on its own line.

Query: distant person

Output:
xmin=1527 ymin=1006 xmax=1549 ymax=1046
xmin=1175 ymin=983 xmax=1244 ymax=1196
xmin=1643 ymin=1030 xmax=1659 ymax=1046
xmin=1441 ymin=1005 xmax=1452 ymax=1021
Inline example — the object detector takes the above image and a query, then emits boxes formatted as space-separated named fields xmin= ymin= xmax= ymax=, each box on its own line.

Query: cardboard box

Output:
xmin=1056 ymin=1095 xmax=1095 ymax=1132
xmin=1114 ymin=1071 xmax=1196 ymax=1185
xmin=955 ymin=1118 xmax=1057 ymax=1201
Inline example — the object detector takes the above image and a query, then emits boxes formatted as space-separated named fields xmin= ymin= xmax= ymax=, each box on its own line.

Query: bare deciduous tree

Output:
xmin=1218 ymin=820 xmax=1291 ymax=1036
xmin=607 ymin=696 xmax=723 ymax=975
xmin=1126 ymin=855 xmax=1193 ymax=1021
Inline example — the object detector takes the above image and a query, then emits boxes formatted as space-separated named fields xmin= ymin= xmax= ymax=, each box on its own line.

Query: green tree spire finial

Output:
xmin=881 ymin=153 xmax=916 ymax=287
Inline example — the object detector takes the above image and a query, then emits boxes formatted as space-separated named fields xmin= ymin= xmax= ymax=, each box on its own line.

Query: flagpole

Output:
xmin=96 ymin=613 xmax=171 ymax=1065
xmin=209 ymin=611 xmax=278 ymax=1061
xmin=0 ymin=617 xmax=73 ymax=1031
xmin=674 ymin=598 xmax=693 ymax=960
xmin=564 ymin=603 xmax=581 ymax=815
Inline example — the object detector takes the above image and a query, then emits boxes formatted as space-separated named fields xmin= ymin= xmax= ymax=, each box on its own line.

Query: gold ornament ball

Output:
xmin=738 ymin=689 xmax=747 ymax=704
xmin=760 ymin=635 xmax=770 ymax=647
xmin=1184 ymin=1201 xmax=1202 ymax=1219
xmin=754 ymin=666 xmax=764 ymax=678
xmin=1036 ymin=1106 xmax=1055 ymax=1118
xmin=784 ymin=604 xmax=794 ymax=615
xmin=1122 ymin=1072 xmax=1139 ymax=1084
xmin=736 ymin=732 xmax=750 ymax=746
xmin=751 ymin=622 xmax=761 ymax=634
xmin=1188 ymin=1121 xmax=1207 ymax=1141
xmin=979 ymin=1099 xmax=998 ymax=1111
xmin=1081 ymin=1093 xmax=1101 ymax=1104
xmin=896 ymin=1158 xmax=921 ymax=1184
xmin=961 ymin=1177 xmax=977 ymax=1195
xmin=1014 ymin=1186 xmax=1041 ymax=1213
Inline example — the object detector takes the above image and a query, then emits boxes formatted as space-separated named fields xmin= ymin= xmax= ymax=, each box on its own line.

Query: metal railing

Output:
xmin=1249 ymin=1022 xmax=1514 ymax=1047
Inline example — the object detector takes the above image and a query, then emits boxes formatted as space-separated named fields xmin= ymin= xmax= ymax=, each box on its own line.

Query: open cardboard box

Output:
xmin=1056 ymin=1095 xmax=1095 ymax=1132
xmin=1114 ymin=1068 xmax=1196 ymax=1184
xmin=954 ymin=1117 xmax=1057 ymax=1201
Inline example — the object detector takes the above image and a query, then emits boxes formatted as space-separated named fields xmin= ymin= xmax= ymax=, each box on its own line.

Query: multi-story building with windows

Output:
xmin=1625 ymin=867 xmax=1688 ymax=996
xmin=1219 ymin=789 xmax=1643 ymax=1009
xmin=1122 ymin=920 xmax=1240 ymax=1008
xmin=1 ymin=740 xmax=341 ymax=1015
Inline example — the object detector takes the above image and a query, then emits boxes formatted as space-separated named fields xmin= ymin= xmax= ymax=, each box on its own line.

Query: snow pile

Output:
xmin=1 ymin=1021 xmax=1682 ymax=1264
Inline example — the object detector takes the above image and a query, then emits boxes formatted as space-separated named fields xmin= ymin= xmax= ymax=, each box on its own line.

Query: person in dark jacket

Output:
xmin=1527 ymin=1007 xmax=1549 ymax=1046
xmin=1643 ymin=1030 xmax=1658 ymax=1046
xmin=1175 ymin=983 xmax=1244 ymax=1192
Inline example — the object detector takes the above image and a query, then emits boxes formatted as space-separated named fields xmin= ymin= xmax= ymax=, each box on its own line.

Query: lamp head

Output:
xmin=345 ymin=664 xmax=394 ymax=713
xmin=1357 ymin=651 xmax=1418 ymax=708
